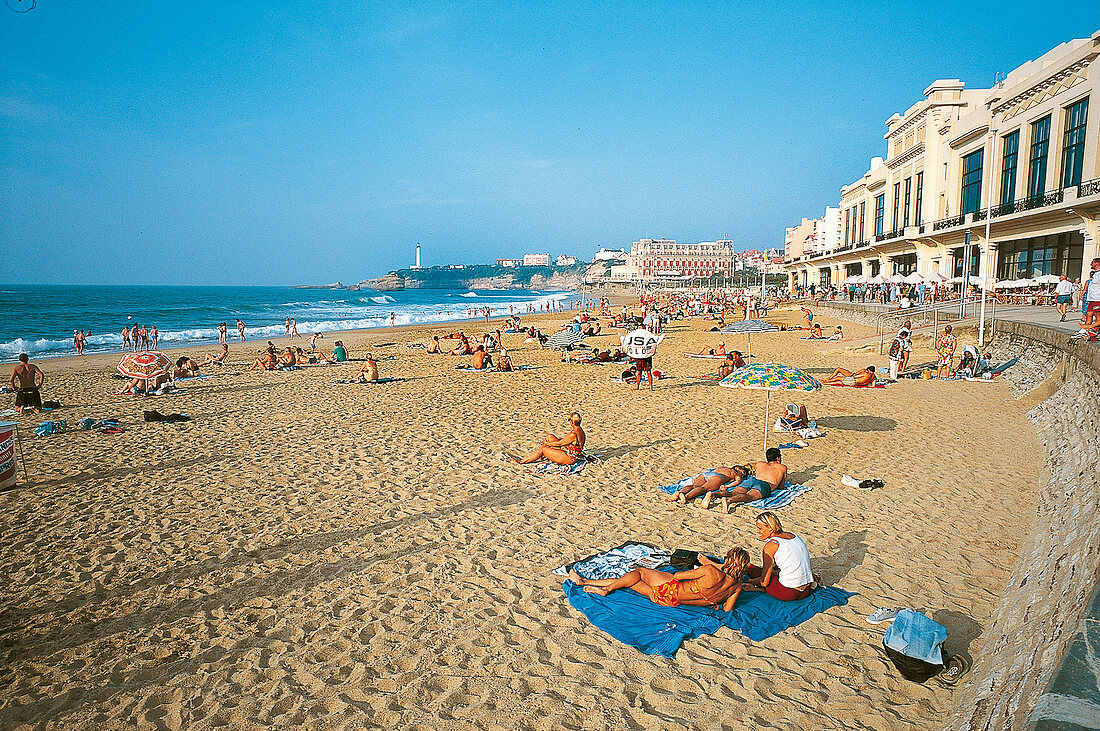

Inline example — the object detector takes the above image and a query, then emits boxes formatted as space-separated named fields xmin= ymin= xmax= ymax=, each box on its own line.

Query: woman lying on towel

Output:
xmin=820 ymin=365 xmax=877 ymax=387
xmin=742 ymin=512 xmax=818 ymax=602
xmin=664 ymin=465 xmax=748 ymax=505
xmin=568 ymin=548 xmax=752 ymax=611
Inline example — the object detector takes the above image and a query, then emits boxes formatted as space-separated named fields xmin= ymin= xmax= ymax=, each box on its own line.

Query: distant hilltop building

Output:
xmin=784 ymin=30 xmax=1100 ymax=292
xmin=496 ymin=258 xmax=521 ymax=267
xmin=555 ymin=255 xmax=577 ymax=266
xmin=593 ymin=248 xmax=628 ymax=263
xmin=523 ymin=253 xmax=551 ymax=266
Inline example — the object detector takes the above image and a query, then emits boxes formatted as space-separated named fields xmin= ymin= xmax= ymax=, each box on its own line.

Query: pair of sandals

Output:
xmin=841 ymin=475 xmax=885 ymax=490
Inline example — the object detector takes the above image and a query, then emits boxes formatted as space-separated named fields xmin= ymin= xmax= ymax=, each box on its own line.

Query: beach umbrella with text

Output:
xmin=719 ymin=362 xmax=822 ymax=450
xmin=117 ymin=351 xmax=171 ymax=382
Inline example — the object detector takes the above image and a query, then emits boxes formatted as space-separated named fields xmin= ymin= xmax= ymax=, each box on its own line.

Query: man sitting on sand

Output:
xmin=496 ymin=349 xmax=514 ymax=372
xmin=703 ymin=448 xmax=788 ymax=513
xmin=807 ymin=323 xmax=823 ymax=339
xmin=426 ymin=336 xmax=441 ymax=353
xmin=664 ymin=465 xmax=748 ymax=505
xmin=357 ymin=354 xmax=379 ymax=382
xmin=820 ymin=365 xmax=878 ymax=387
xmin=827 ymin=326 xmax=844 ymax=341
xmin=333 ymin=341 xmax=348 ymax=362
xmin=472 ymin=345 xmax=493 ymax=370
xmin=513 ymin=412 xmax=585 ymax=465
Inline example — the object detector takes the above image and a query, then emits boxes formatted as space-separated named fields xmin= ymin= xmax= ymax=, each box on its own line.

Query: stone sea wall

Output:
xmin=943 ymin=322 xmax=1100 ymax=730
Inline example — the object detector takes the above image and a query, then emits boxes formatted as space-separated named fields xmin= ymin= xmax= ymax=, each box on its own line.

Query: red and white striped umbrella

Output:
xmin=117 ymin=351 xmax=171 ymax=380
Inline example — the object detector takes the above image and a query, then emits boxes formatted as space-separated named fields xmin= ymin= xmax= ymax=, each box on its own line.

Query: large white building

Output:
xmin=522 ymin=253 xmax=551 ymax=267
xmin=624 ymin=238 xmax=736 ymax=281
xmin=785 ymin=31 xmax=1100 ymax=291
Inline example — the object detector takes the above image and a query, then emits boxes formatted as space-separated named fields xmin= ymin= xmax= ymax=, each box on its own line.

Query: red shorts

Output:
xmin=1087 ymin=301 xmax=1100 ymax=314
xmin=766 ymin=580 xmax=813 ymax=602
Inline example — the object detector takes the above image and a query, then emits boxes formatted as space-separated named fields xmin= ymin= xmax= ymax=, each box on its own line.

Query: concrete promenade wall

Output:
xmin=793 ymin=302 xmax=1100 ymax=728
xmin=946 ymin=322 xmax=1100 ymax=730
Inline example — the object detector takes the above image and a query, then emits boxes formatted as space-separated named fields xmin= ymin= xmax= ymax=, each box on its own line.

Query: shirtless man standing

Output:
xmin=122 ymin=325 xmax=132 ymax=350
xmin=236 ymin=319 xmax=246 ymax=342
xmin=705 ymin=448 xmax=787 ymax=513
xmin=9 ymin=354 xmax=45 ymax=415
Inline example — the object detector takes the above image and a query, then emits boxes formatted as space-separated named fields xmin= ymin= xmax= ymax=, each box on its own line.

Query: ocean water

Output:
xmin=0 ymin=285 xmax=575 ymax=362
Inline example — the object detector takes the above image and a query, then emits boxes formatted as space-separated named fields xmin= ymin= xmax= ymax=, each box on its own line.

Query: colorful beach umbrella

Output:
xmin=720 ymin=362 xmax=822 ymax=450
xmin=117 ymin=351 xmax=171 ymax=381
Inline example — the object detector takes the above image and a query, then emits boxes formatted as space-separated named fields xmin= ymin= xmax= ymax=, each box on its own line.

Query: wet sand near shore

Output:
xmin=0 ymin=304 xmax=1040 ymax=730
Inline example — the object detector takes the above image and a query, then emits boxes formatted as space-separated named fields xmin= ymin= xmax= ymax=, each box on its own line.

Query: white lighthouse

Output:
xmin=412 ymin=243 xmax=422 ymax=270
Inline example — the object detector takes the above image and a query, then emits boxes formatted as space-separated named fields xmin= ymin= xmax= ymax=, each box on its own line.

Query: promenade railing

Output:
xmin=877 ymin=295 xmax=995 ymax=353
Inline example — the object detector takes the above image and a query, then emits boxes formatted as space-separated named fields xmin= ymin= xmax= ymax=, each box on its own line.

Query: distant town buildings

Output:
xmin=555 ymin=254 xmax=577 ymax=266
xmin=496 ymin=258 xmax=521 ymax=267
xmin=784 ymin=30 xmax=1100 ymax=291
xmin=522 ymin=253 xmax=551 ymax=267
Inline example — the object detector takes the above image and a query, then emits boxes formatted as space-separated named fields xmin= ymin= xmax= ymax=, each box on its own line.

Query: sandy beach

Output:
xmin=0 ymin=303 xmax=1042 ymax=730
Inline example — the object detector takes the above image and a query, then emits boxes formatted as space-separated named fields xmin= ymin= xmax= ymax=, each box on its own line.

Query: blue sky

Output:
xmin=1 ymin=2 xmax=1097 ymax=285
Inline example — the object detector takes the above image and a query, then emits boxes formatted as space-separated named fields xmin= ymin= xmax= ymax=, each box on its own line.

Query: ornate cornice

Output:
xmin=886 ymin=141 xmax=926 ymax=169
xmin=992 ymin=57 xmax=1093 ymax=118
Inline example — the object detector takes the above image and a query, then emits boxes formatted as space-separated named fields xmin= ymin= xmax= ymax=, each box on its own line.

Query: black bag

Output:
xmin=883 ymin=645 xmax=944 ymax=683
xmin=669 ymin=550 xmax=698 ymax=569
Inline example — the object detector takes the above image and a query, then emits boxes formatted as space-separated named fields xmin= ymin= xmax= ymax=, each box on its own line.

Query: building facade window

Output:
xmin=891 ymin=182 xmax=901 ymax=231
xmin=952 ymin=245 xmax=980 ymax=278
xmin=914 ymin=172 xmax=923 ymax=224
xmin=961 ymin=148 xmax=984 ymax=215
xmin=858 ymin=201 xmax=866 ymax=243
xmin=997 ymin=232 xmax=1084 ymax=279
xmin=1028 ymin=115 xmax=1051 ymax=199
xmin=891 ymin=253 xmax=917 ymax=276
xmin=874 ymin=194 xmax=885 ymax=236
xmin=1060 ymin=97 xmax=1089 ymax=188
xmin=1000 ymin=130 xmax=1019 ymax=206
xmin=903 ymin=177 xmax=912 ymax=226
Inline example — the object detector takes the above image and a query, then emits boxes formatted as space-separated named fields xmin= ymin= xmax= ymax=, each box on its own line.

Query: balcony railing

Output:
xmin=1078 ymin=178 xmax=1100 ymax=198
xmin=932 ymin=214 xmax=966 ymax=231
xmin=988 ymin=190 xmax=1065 ymax=218
xmin=874 ymin=229 xmax=904 ymax=242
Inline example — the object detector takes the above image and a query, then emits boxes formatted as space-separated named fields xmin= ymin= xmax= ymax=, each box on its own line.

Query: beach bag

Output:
xmin=882 ymin=609 xmax=946 ymax=683
xmin=888 ymin=338 xmax=902 ymax=360
xmin=669 ymin=550 xmax=699 ymax=569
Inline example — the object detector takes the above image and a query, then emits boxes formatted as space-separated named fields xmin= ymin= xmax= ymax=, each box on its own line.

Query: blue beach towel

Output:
xmin=562 ymin=572 xmax=854 ymax=656
xmin=657 ymin=477 xmax=813 ymax=510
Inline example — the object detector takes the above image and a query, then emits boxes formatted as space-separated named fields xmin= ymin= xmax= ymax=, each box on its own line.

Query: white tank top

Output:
xmin=769 ymin=535 xmax=813 ymax=588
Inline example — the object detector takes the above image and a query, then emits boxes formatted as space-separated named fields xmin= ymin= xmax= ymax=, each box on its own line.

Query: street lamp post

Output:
xmin=978 ymin=129 xmax=997 ymax=347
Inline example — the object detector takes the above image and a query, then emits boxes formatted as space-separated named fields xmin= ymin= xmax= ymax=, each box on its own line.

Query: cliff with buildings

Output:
xmin=357 ymin=263 xmax=596 ymax=291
